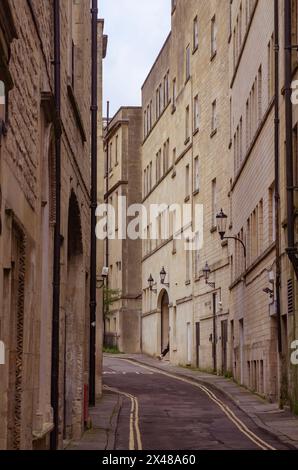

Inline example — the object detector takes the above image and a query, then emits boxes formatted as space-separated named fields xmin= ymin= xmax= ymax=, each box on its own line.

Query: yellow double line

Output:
xmin=104 ymin=384 xmax=143 ymax=450
xmin=121 ymin=359 xmax=276 ymax=451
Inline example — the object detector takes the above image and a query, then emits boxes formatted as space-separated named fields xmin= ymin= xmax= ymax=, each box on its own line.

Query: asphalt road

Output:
xmin=103 ymin=356 xmax=291 ymax=451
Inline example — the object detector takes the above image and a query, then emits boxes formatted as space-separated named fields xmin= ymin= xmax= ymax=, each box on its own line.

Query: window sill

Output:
xmin=185 ymin=280 xmax=191 ymax=286
xmin=67 ymin=83 xmax=87 ymax=143
xmin=171 ymin=104 xmax=176 ymax=115
xmin=228 ymin=139 xmax=232 ymax=150
xmin=210 ymin=50 xmax=217 ymax=62
xmin=184 ymin=137 xmax=190 ymax=146
xmin=193 ymin=189 xmax=200 ymax=196
xmin=185 ymin=76 xmax=191 ymax=85
xmin=192 ymin=45 xmax=198 ymax=55
xmin=210 ymin=128 xmax=217 ymax=138
xmin=172 ymin=249 xmax=177 ymax=255
xmin=171 ymin=169 xmax=176 ymax=179
xmin=184 ymin=196 xmax=190 ymax=203
xmin=210 ymin=226 xmax=217 ymax=234
xmin=193 ymin=128 xmax=199 ymax=137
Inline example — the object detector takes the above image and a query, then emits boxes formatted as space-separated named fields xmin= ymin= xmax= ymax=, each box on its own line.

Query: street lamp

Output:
xmin=216 ymin=209 xmax=246 ymax=260
xmin=148 ymin=274 xmax=157 ymax=293
xmin=203 ymin=262 xmax=216 ymax=289
xmin=216 ymin=208 xmax=228 ymax=240
xmin=160 ymin=267 xmax=170 ymax=287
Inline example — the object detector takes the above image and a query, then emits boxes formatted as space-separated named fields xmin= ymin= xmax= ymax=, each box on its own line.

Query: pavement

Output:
xmin=69 ymin=353 xmax=298 ymax=450
xmin=67 ymin=389 xmax=122 ymax=450
xmin=119 ymin=353 xmax=298 ymax=450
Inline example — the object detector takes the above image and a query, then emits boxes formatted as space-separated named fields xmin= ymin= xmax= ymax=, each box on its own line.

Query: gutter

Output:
xmin=284 ymin=0 xmax=298 ymax=279
xmin=89 ymin=0 xmax=98 ymax=407
xmin=274 ymin=0 xmax=282 ymax=353
xmin=50 ymin=0 xmax=62 ymax=451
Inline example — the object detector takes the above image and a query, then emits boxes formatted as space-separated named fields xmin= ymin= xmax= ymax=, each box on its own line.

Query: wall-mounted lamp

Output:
xmin=148 ymin=274 xmax=157 ymax=294
xmin=203 ymin=262 xmax=215 ymax=289
xmin=216 ymin=209 xmax=247 ymax=261
xmin=160 ymin=267 xmax=170 ymax=287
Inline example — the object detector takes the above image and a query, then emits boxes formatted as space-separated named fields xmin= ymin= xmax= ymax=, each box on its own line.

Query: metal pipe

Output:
xmin=50 ymin=0 xmax=62 ymax=451
xmin=274 ymin=0 xmax=282 ymax=354
xmin=103 ymin=101 xmax=110 ymax=344
xmin=284 ymin=0 xmax=298 ymax=279
xmin=89 ymin=0 xmax=98 ymax=407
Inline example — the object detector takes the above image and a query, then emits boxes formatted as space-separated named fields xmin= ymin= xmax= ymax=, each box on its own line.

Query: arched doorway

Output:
xmin=160 ymin=290 xmax=169 ymax=354
xmin=64 ymin=190 xmax=84 ymax=440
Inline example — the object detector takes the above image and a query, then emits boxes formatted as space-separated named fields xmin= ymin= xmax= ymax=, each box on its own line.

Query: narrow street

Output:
xmin=103 ymin=356 xmax=291 ymax=451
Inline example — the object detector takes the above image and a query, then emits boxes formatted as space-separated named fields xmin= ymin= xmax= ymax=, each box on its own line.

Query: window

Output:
xmin=186 ymin=239 xmax=191 ymax=283
xmin=150 ymin=100 xmax=153 ymax=129
xmin=0 ymin=81 xmax=6 ymax=122
xmin=185 ymin=105 xmax=190 ymax=142
xmin=269 ymin=184 xmax=276 ymax=243
xmin=211 ymin=15 xmax=217 ymax=57
xmin=144 ymin=169 xmax=147 ymax=196
xmin=172 ymin=78 xmax=177 ymax=109
xmin=164 ymin=72 xmax=169 ymax=105
xmin=211 ymin=99 xmax=217 ymax=133
xmin=185 ymin=164 xmax=190 ymax=199
xmin=115 ymin=135 xmax=119 ymax=165
xmin=149 ymin=162 xmax=152 ymax=191
xmin=172 ymin=147 xmax=176 ymax=166
xmin=194 ymin=231 xmax=200 ymax=277
xmin=268 ymin=35 xmax=274 ymax=103
xmin=163 ymin=139 xmax=169 ymax=174
xmin=156 ymin=149 xmax=161 ymax=182
xmin=258 ymin=65 xmax=262 ymax=124
xmin=194 ymin=156 xmax=200 ymax=192
xmin=144 ymin=110 xmax=147 ymax=138
xmin=193 ymin=16 xmax=199 ymax=50
xmin=212 ymin=178 xmax=217 ymax=227
xmin=186 ymin=45 xmax=191 ymax=81
xmin=194 ymin=95 xmax=199 ymax=131
xmin=258 ymin=199 xmax=264 ymax=254
xmin=109 ymin=142 xmax=113 ymax=170
xmin=159 ymin=83 xmax=163 ymax=113
xmin=156 ymin=89 xmax=159 ymax=120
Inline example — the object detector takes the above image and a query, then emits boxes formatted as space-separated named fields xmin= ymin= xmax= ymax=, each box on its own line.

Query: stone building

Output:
xmin=228 ymin=0 xmax=279 ymax=401
xmin=141 ymin=0 xmax=298 ymax=409
xmin=0 ymin=0 xmax=106 ymax=450
xmin=103 ymin=107 xmax=142 ymax=354
xmin=141 ymin=0 xmax=231 ymax=369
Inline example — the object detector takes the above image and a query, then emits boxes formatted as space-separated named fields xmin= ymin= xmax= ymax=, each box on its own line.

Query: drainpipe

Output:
xmin=89 ymin=0 xmax=98 ymax=407
xmin=274 ymin=0 xmax=282 ymax=354
xmin=284 ymin=0 xmax=298 ymax=279
xmin=103 ymin=102 xmax=110 ymax=343
xmin=50 ymin=0 xmax=62 ymax=450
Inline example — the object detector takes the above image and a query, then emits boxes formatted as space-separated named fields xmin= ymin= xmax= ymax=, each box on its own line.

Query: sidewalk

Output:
xmin=67 ymin=390 xmax=121 ymax=451
xmin=113 ymin=353 xmax=298 ymax=450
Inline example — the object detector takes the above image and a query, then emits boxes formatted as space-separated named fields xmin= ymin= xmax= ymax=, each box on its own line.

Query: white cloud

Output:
xmin=100 ymin=0 xmax=171 ymax=117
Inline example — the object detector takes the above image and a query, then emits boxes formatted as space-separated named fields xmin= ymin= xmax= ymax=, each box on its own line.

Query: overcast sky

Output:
xmin=100 ymin=0 xmax=171 ymax=117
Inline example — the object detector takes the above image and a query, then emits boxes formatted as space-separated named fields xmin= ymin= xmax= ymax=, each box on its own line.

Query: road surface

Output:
xmin=103 ymin=356 xmax=290 ymax=451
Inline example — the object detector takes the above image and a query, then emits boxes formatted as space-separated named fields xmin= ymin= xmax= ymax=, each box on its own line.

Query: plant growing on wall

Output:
xmin=103 ymin=287 xmax=122 ymax=315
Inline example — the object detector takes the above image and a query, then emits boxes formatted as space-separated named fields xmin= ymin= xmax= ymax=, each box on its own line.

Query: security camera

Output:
xmin=102 ymin=267 xmax=109 ymax=277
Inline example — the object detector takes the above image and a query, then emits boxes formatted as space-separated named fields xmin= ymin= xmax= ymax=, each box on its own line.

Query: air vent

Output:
xmin=287 ymin=279 xmax=294 ymax=315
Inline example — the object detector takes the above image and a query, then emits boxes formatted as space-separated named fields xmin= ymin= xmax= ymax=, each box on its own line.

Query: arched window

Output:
xmin=0 ymin=80 xmax=6 ymax=122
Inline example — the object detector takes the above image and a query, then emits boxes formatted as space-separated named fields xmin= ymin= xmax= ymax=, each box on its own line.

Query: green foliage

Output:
xmin=103 ymin=346 xmax=121 ymax=354
xmin=103 ymin=287 xmax=121 ymax=312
